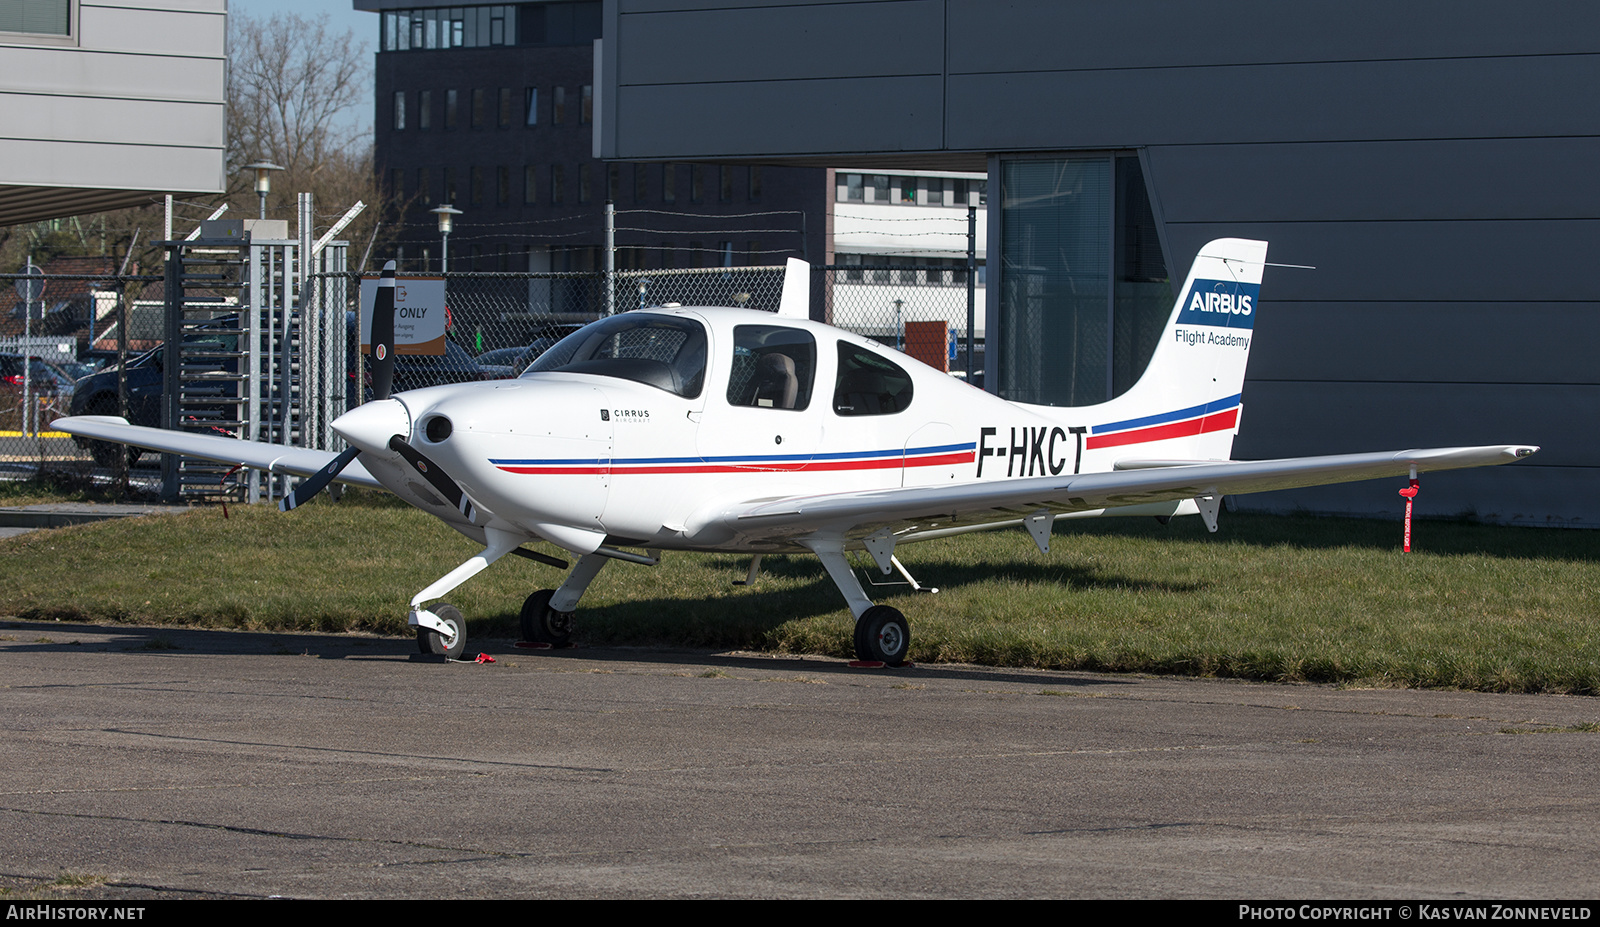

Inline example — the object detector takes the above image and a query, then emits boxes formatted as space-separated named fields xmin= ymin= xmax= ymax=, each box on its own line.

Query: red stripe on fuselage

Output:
xmin=496 ymin=451 xmax=976 ymax=476
xmin=1085 ymin=409 xmax=1238 ymax=450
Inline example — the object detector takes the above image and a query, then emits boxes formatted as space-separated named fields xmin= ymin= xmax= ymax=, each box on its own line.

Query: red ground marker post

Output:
xmin=1398 ymin=466 xmax=1419 ymax=553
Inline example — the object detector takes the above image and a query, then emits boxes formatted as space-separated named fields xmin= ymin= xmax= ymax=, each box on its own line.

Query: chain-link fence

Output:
xmin=0 ymin=261 xmax=986 ymax=490
xmin=818 ymin=263 xmax=985 ymax=381
xmin=0 ymin=271 xmax=165 ymax=477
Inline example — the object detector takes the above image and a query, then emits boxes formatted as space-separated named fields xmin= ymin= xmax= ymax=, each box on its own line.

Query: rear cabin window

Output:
xmin=726 ymin=325 xmax=815 ymax=411
xmin=524 ymin=314 xmax=707 ymax=398
xmin=833 ymin=341 xmax=913 ymax=415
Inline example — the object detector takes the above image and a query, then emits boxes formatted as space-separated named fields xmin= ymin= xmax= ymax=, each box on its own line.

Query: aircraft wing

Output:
xmin=719 ymin=445 xmax=1537 ymax=544
xmin=54 ymin=416 xmax=383 ymax=489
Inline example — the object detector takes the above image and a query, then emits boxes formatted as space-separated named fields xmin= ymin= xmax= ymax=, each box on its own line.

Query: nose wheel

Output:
xmin=417 ymin=602 xmax=468 ymax=660
xmin=521 ymin=589 xmax=574 ymax=647
xmin=854 ymin=605 xmax=910 ymax=666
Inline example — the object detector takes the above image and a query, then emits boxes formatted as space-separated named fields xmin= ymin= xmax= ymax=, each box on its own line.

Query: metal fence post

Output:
xmin=604 ymin=200 xmax=616 ymax=316
xmin=966 ymin=204 xmax=977 ymax=381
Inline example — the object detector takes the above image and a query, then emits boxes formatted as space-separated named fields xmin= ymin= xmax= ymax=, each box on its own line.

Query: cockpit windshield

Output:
xmin=522 ymin=313 xmax=707 ymax=398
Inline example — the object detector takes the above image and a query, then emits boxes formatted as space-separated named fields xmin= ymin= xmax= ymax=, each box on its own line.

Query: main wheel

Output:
xmin=520 ymin=589 xmax=573 ymax=646
xmin=854 ymin=605 xmax=910 ymax=666
xmin=416 ymin=602 xmax=468 ymax=660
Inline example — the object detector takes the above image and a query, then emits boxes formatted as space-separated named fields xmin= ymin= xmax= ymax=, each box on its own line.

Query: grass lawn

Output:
xmin=3 ymin=487 xmax=1597 ymax=693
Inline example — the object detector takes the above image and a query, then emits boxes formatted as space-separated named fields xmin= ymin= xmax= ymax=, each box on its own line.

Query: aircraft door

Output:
xmin=697 ymin=323 xmax=822 ymax=473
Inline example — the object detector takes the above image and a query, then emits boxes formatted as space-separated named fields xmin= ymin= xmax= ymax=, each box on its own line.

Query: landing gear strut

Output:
xmin=802 ymin=539 xmax=914 ymax=667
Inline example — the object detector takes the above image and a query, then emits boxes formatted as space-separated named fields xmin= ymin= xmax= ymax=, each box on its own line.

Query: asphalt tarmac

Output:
xmin=2 ymin=620 xmax=1597 ymax=900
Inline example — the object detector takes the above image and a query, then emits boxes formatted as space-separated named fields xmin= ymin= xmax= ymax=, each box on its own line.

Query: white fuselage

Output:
xmin=350 ymin=306 xmax=1243 ymax=555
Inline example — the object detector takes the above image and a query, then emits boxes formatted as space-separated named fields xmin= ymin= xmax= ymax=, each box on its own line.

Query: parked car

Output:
xmin=471 ymin=324 xmax=591 ymax=380
xmin=0 ymin=354 xmax=75 ymax=432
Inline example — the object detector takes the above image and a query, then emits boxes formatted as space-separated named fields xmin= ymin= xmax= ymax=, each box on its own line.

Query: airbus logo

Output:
xmin=1175 ymin=279 xmax=1260 ymax=331
xmin=1189 ymin=290 xmax=1251 ymax=316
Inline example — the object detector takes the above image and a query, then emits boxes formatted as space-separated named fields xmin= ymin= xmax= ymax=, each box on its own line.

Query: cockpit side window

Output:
xmin=726 ymin=325 xmax=815 ymax=411
xmin=833 ymin=341 xmax=913 ymax=415
xmin=523 ymin=314 xmax=707 ymax=398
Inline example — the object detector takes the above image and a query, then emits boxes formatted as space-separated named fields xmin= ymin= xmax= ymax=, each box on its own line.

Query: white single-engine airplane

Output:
xmin=58 ymin=240 xmax=1537 ymax=665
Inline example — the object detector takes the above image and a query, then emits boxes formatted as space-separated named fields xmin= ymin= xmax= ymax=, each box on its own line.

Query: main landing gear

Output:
xmin=408 ymin=526 xmax=616 ymax=658
xmin=801 ymin=539 xmax=919 ymax=667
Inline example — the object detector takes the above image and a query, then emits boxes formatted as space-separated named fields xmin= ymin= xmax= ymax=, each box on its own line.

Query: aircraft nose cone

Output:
xmin=332 ymin=398 xmax=410 ymax=454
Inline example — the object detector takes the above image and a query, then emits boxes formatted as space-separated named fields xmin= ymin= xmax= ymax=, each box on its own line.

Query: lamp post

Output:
xmin=243 ymin=161 xmax=284 ymax=219
xmin=430 ymin=205 xmax=463 ymax=272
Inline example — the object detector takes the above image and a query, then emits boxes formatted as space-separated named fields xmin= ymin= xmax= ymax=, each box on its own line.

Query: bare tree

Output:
xmin=227 ymin=11 xmax=392 ymax=267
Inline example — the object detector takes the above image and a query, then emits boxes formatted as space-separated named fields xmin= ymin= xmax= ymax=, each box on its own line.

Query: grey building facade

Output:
xmin=0 ymin=0 xmax=226 ymax=225
xmin=598 ymin=0 xmax=1600 ymax=526
xmin=357 ymin=1 xmax=826 ymax=290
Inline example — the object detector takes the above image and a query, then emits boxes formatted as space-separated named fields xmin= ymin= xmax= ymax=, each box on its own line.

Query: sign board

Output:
xmin=13 ymin=264 xmax=44 ymax=303
xmin=357 ymin=276 xmax=448 ymax=355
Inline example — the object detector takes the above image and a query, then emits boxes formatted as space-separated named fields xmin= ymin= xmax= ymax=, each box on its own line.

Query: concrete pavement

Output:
xmin=2 ymin=620 xmax=1597 ymax=899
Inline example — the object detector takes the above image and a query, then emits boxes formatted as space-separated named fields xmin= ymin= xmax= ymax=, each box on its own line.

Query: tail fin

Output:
xmin=776 ymin=258 xmax=810 ymax=318
xmin=1069 ymin=238 xmax=1268 ymax=462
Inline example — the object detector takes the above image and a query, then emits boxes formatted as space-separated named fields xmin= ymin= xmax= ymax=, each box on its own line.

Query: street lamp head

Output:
xmin=243 ymin=160 xmax=285 ymax=195
xmin=430 ymin=204 xmax=463 ymax=235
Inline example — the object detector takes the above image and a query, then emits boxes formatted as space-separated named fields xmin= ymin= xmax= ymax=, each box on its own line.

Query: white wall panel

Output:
xmin=0 ymin=46 xmax=222 ymax=102
xmin=0 ymin=137 xmax=223 ymax=192
xmin=0 ymin=92 xmax=223 ymax=149
xmin=78 ymin=3 xmax=225 ymax=57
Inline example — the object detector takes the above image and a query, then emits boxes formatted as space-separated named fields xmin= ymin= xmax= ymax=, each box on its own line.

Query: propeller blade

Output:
xmin=388 ymin=434 xmax=477 ymax=522
xmin=279 ymin=445 xmax=361 ymax=512
xmin=370 ymin=259 xmax=397 ymax=401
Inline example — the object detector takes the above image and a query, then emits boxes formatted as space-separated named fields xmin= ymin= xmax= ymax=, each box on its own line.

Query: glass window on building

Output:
xmin=749 ymin=166 xmax=762 ymax=202
xmin=417 ymin=167 xmax=431 ymax=204
xmin=523 ymin=87 xmax=537 ymax=126
xmin=470 ymin=166 xmax=483 ymax=204
xmin=551 ymin=164 xmax=564 ymax=204
xmin=523 ymin=165 xmax=537 ymax=204
xmin=444 ymin=166 xmax=458 ymax=203
xmin=581 ymin=85 xmax=593 ymax=125
xmin=996 ymin=154 xmax=1171 ymax=406
xmin=900 ymin=178 xmax=918 ymax=204
xmin=471 ymin=88 xmax=486 ymax=128
xmin=445 ymin=89 xmax=458 ymax=129
xmin=497 ymin=165 xmax=509 ymax=205
xmin=872 ymin=175 xmax=890 ymax=202
xmin=662 ymin=163 xmax=676 ymax=204
xmin=953 ymin=178 xmax=968 ymax=207
xmin=691 ymin=165 xmax=704 ymax=204
xmin=842 ymin=173 xmax=863 ymax=203
xmin=927 ymin=177 xmax=943 ymax=206
xmin=419 ymin=90 xmax=432 ymax=129
xmin=498 ymin=88 xmax=511 ymax=127
xmin=393 ymin=91 xmax=406 ymax=130
xmin=390 ymin=168 xmax=404 ymax=199
xmin=553 ymin=86 xmax=565 ymax=125
xmin=634 ymin=164 xmax=648 ymax=204
xmin=720 ymin=166 xmax=733 ymax=203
